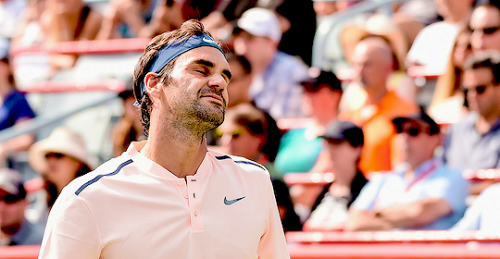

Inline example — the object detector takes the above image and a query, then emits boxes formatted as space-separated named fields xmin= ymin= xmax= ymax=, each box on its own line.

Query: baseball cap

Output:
xmin=300 ymin=67 xmax=342 ymax=92
xmin=0 ymin=169 xmax=27 ymax=199
xmin=236 ymin=8 xmax=282 ymax=43
xmin=392 ymin=110 xmax=440 ymax=135
xmin=320 ymin=120 xmax=364 ymax=147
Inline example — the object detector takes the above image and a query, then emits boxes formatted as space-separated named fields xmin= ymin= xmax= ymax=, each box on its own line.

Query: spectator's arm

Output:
xmin=374 ymin=197 xmax=452 ymax=229
xmin=345 ymin=208 xmax=394 ymax=231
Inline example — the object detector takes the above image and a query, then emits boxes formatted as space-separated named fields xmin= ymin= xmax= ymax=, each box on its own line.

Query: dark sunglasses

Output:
xmin=474 ymin=26 xmax=500 ymax=35
xmin=0 ymin=194 xmax=22 ymax=204
xmin=462 ymin=84 xmax=492 ymax=96
xmin=45 ymin=152 xmax=65 ymax=159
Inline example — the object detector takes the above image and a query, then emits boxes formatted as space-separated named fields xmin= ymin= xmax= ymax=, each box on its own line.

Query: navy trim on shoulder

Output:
xmin=215 ymin=155 xmax=266 ymax=171
xmin=234 ymin=160 xmax=266 ymax=171
xmin=75 ymin=159 xmax=134 ymax=195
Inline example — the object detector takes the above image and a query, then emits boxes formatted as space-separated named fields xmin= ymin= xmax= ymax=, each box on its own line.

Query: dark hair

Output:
xmin=464 ymin=50 xmax=500 ymax=85
xmin=476 ymin=0 xmax=500 ymax=11
xmin=133 ymin=19 xmax=224 ymax=136
xmin=226 ymin=51 xmax=252 ymax=75
xmin=45 ymin=163 xmax=91 ymax=209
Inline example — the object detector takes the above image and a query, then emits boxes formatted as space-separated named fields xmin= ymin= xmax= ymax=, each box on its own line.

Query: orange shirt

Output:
xmin=340 ymin=91 xmax=418 ymax=176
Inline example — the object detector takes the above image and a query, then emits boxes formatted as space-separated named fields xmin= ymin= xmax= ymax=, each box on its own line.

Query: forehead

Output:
xmin=174 ymin=46 xmax=229 ymax=70
xmin=464 ymin=67 xmax=493 ymax=85
xmin=471 ymin=6 xmax=500 ymax=27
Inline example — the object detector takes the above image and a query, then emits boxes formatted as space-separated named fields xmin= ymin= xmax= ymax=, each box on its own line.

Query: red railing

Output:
xmin=284 ymin=169 xmax=500 ymax=186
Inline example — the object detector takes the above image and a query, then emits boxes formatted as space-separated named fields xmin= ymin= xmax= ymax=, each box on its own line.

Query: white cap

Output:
xmin=237 ymin=8 xmax=282 ymax=43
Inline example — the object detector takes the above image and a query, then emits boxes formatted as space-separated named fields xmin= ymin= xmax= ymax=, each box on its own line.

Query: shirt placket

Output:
xmin=186 ymin=176 xmax=204 ymax=232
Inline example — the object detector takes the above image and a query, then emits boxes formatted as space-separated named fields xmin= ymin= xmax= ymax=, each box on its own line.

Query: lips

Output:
xmin=201 ymin=94 xmax=226 ymax=107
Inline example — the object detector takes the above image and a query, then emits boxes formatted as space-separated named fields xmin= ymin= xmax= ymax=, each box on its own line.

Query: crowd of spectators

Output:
xmin=2 ymin=0 xmax=500 ymax=247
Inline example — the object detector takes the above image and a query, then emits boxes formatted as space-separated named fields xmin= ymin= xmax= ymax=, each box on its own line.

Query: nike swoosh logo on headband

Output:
xmin=203 ymin=37 xmax=216 ymax=44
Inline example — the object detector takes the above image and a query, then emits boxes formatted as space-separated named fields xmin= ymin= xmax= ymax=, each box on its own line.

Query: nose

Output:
xmin=471 ymin=30 xmax=484 ymax=50
xmin=208 ymin=73 xmax=228 ymax=92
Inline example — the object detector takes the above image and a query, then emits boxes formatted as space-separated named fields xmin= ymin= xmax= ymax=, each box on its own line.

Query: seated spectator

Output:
xmin=340 ymin=36 xmax=418 ymax=175
xmin=12 ymin=0 xmax=46 ymax=47
xmin=112 ymin=88 xmax=145 ymax=157
xmin=452 ymin=181 xmax=500 ymax=232
xmin=98 ymin=0 xmax=217 ymax=39
xmin=406 ymin=0 xmax=474 ymax=73
xmin=428 ymin=26 xmax=472 ymax=124
xmin=216 ymin=103 xmax=302 ymax=232
xmin=29 ymin=127 xmax=94 ymax=210
xmin=0 ymin=168 xmax=44 ymax=246
xmin=340 ymin=13 xmax=417 ymax=103
xmin=233 ymin=7 xmax=308 ymax=120
xmin=0 ymin=0 xmax=26 ymax=38
xmin=443 ymin=51 xmax=500 ymax=194
xmin=470 ymin=0 xmax=500 ymax=53
xmin=345 ymin=110 xmax=468 ymax=231
xmin=226 ymin=51 xmax=253 ymax=109
xmin=303 ymin=120 xmax=368 ymax=231
xmin=443 ymin=51 xmax=500 ymax=170
xmin=275 ymin=68 xmax=342 ymax=175
xmin=40 ymin=0 xmax=102 ymax=73
xmin=0 ymin=39 xmax=36 ymax=167
xmin=274 ymin=68 xmax=342 ymax=222
xmin=202 ymin=0 xmax=316 ymax=66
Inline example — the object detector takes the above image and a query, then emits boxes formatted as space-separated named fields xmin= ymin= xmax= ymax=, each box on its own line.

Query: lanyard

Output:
xmin=405 ymin=162 xmax=438 ymax=192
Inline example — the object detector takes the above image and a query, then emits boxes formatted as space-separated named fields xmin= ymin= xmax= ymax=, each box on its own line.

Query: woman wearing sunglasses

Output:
xmin=28 ymin=127 xmax=94 ymax=212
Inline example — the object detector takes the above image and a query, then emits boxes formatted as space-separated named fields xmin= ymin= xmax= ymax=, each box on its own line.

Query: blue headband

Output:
xmin=135 ymin=34 xmax=224 ymax=105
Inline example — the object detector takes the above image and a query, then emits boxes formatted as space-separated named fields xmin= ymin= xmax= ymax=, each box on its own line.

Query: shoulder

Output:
xmin=63 ymin=155 xmax=134 ymax=197
xmin=449 ymin=112 xmax=477 ymax=133
xmin=431 ymin=164 xmax=466 ymax=183
xmin=207 ymin=149 xmax=269 ymax=176
xmin=273 ymin=52 xmax=308 ymax=75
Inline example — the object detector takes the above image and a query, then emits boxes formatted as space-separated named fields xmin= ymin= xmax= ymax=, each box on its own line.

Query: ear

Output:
xmin=144 ymin=72 xmax=162 ymax=99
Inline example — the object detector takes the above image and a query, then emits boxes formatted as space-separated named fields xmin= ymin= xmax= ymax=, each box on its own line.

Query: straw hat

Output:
xmin=340 ymin=13 xmax=409 ymax=71
xmin=29 ymin=127 xmax=95 ymax=174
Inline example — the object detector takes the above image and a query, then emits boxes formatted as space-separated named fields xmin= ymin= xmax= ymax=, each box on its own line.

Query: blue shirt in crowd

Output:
xmin=351 ymin=159 xmax=469 ymax=230
xmin=0 ymin=91 xmax=35 ymax=131
xmin=443 ymin=112 xmax=500 ymax=170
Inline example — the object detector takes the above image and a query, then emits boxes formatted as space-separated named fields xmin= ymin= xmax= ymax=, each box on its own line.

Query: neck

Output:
xmin=364 ymin=85 xmax=388 ymax=105
xmin=477 ymin=111 xmax=500 ymax=134
xmin=446 ymin=10 xmax=471 ymax=24
xmin=332 ymin=163 xmax=357 ymax=188
xmin=405 ymin=156 xmax=434 ymax=177
xmin=314 ymin=109 xmax=338 ymax=127
xmin=140 ymin=116 xmax=209 ymax=178
xmin=1 ymin=222 xmax=22 ymax=236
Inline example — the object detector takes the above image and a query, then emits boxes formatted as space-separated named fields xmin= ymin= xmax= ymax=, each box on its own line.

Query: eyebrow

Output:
xmin=193 ymin=59 xmax=232 ymax=82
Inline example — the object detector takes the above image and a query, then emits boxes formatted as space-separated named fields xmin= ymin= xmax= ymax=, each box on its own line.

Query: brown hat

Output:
xmin=29 ymin=127 xmax=95 ymax=174
xmin=340 ymin=14 xmax=409 ymax=71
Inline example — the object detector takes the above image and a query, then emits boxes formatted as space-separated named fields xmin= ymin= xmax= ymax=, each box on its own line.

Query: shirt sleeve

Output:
xmin=350 ymin=174 xmax=386 ymax=211
xmin=425 ymin=168 xmax=469 ymax=214
xmin=12 ymin=94 xmax=35 ymax=122
xmin=257 ymin=174 xmax=290 ymax=259
xmin=38 ymin=190 xmax=102 ymax=259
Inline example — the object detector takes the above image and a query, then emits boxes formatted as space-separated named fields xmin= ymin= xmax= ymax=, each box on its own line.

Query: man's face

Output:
xmin=233 ymin=30 xmax=273 ymax=66
xmin=463 ymin=67 xmax=500 ymax=116
xmin=398 ymin=120 xmax=439 ymax=166
xmin=218 ymin=120 xmax=262 ymax=160
xmin=161 ymin=46 xmax=231 ymax=129
xmin=325 ymin=139 xmax=360 ymax=166
xmin=0 ymin=189 xmax=26 ymax=232
xmin=227 ymin=60 xmax=252 ymax=108
xmin=351 ymin=40 xmax=393 ymax=91
xmin=470 ymin=6 xmax=500 ymax=53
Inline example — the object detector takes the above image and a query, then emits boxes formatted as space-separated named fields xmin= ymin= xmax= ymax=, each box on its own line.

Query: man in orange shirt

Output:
xmin=341 ymin=36 xmax=418 ymax=175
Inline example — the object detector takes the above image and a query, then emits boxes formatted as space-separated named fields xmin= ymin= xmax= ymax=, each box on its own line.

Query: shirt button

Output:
xmin=184 ymin=194 xmax=188 ymax=199
xmin=177 ymin=180 xmax=183 ymax=186
xmin=194 ymin=211 xmax=198 ymax=217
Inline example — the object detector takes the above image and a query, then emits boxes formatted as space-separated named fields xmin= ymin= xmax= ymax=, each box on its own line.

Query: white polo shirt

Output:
xmin=39 ymin=142 xmax=290 ymax=259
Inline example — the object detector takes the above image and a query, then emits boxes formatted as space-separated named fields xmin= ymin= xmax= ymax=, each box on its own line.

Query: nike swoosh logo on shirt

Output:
xmin=224 ymin=196 xmax=245 ymax=205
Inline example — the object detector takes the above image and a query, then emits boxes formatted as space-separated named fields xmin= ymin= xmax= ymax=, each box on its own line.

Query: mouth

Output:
xmin=201 ymin=94 xmax=226 ymax=107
